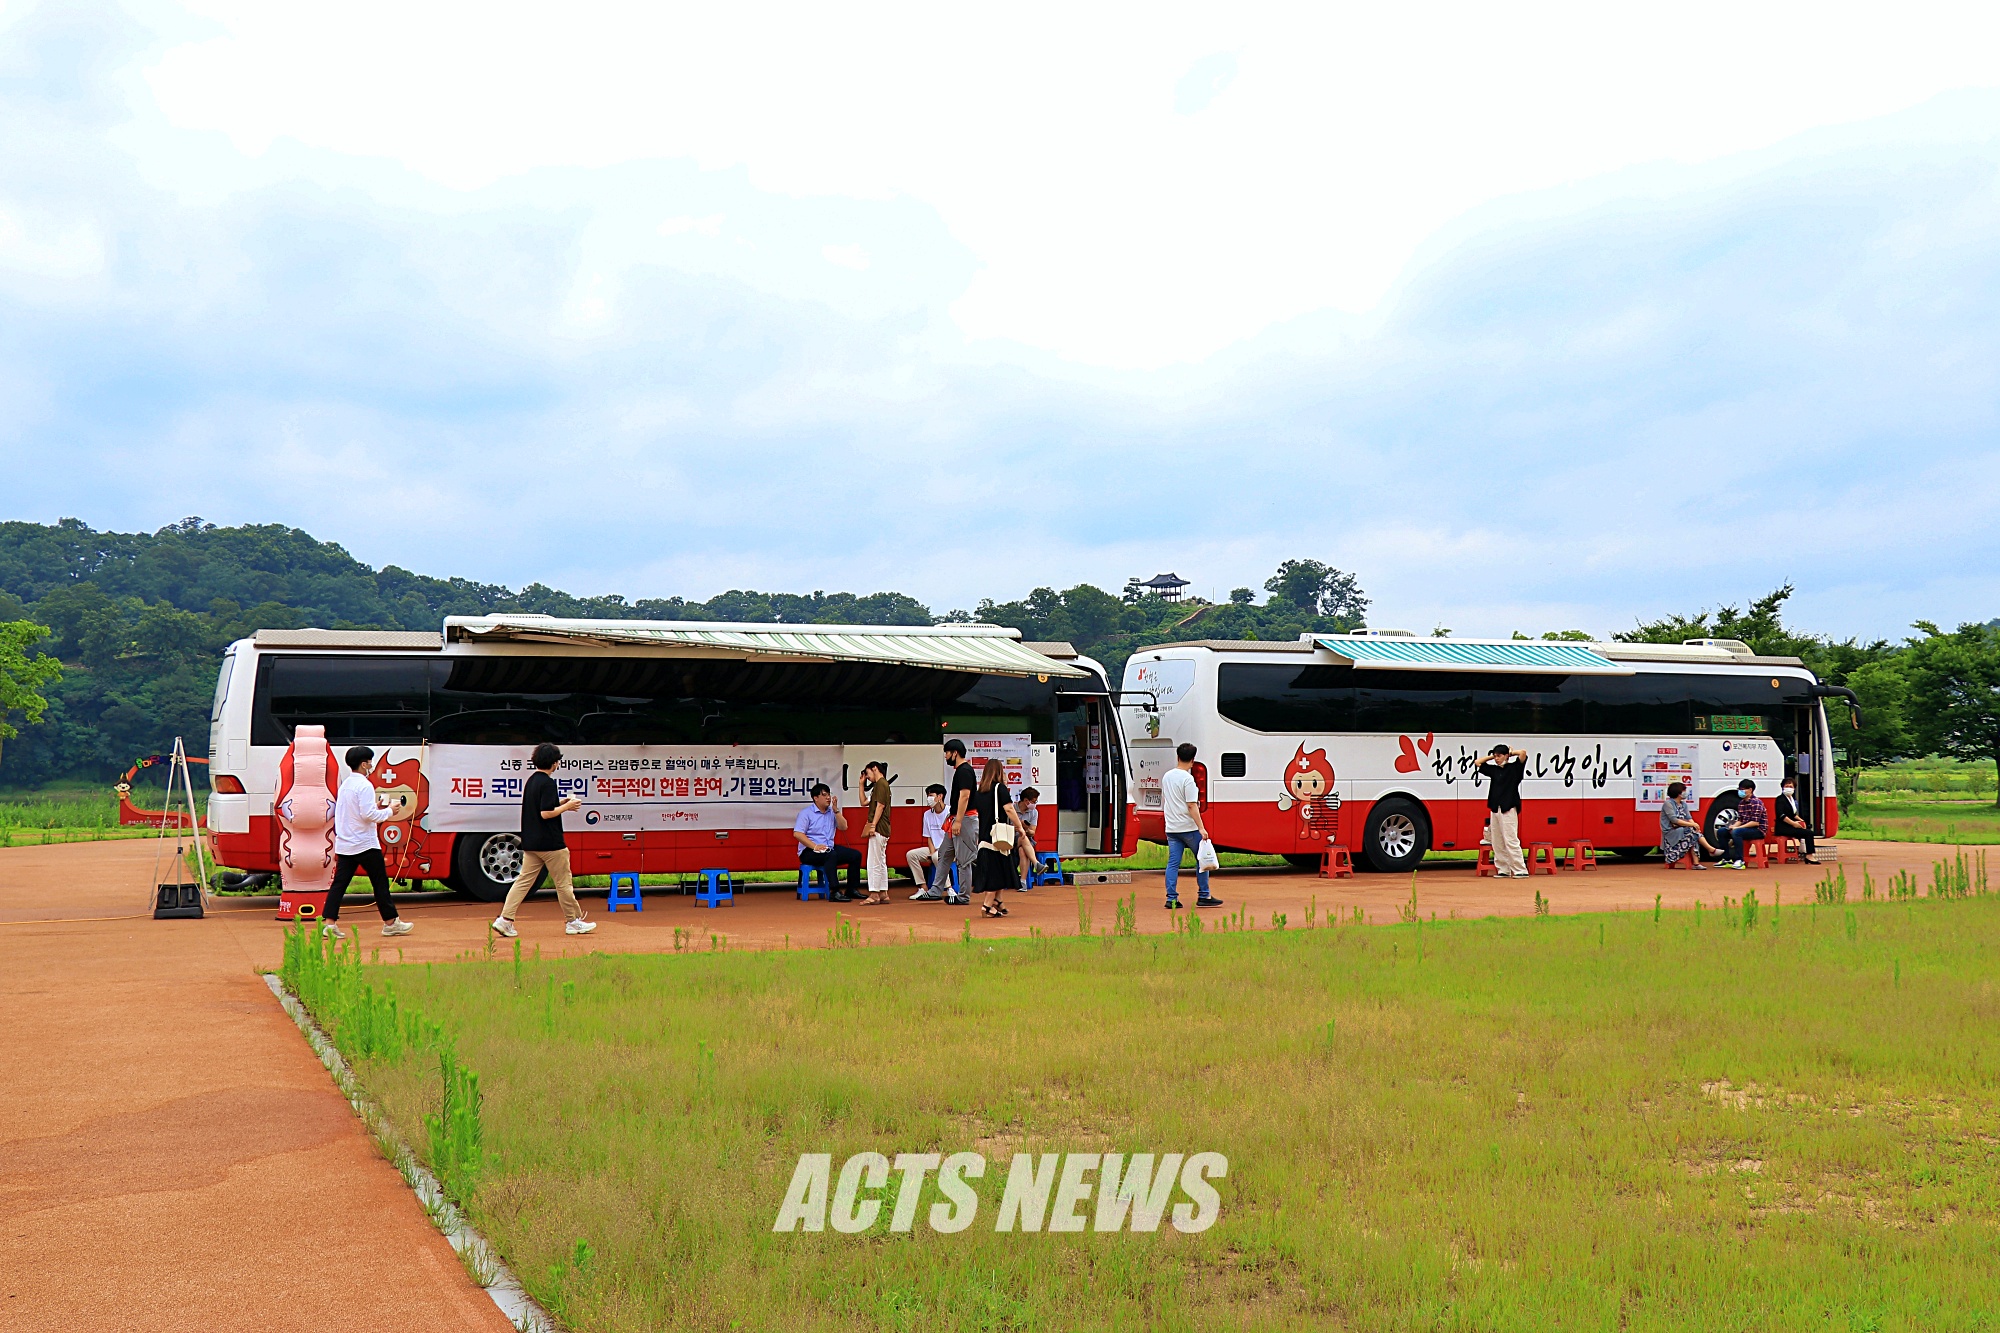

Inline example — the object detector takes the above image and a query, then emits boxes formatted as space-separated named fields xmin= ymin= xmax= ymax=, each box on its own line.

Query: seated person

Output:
xmin=907 ymin=784 xmax=950 ymax=899
xmin=1013 ymin=786 xmax=1043 ymax=889
xmin=1721 ymin=779 xmax=1768 ymax=867
xmin=1772 ymin=778 xmax=1819 ymax=864
xmin=794 ymin=783 xmax=862 ymax=902
xmin=1658 ymin=781 xmax=1720 ymax=867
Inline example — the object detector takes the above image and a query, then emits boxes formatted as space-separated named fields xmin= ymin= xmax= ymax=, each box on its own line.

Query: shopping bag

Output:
xmin=1196 ymin=838 xmax=1220 ymax=872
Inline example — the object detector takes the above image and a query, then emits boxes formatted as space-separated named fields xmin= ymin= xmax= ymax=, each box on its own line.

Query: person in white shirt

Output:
xmin=323 ymin=745 xmax=413 ymax=939
xmin=907 ymin=784 xmax=951 ymax=899
xmin=1160 ymin=742 xmax=1221 ymax=910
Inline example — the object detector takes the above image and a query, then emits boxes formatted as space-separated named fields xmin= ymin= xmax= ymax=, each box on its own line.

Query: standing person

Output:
xmin=794 ymin=783 xmax=863 ymax=901
xmin=491 ymin=743 xmax=596 ymax=938
xmin=859 ymin=761 xmax=893 ymax=904
xmin=323 ymin=745 xmax=413 ymax=939
xmin=1013 ymin=786 xmax=1042 ymax=890
xmin=908 ymin=784 xmax=949 ymax=899
xmin=1161 ymin=742 xmax=1222 ymax=909
xmin=1721 ymin=779 xmax=1768 ymax=867
xmin=943 ymin=739 xmax=977 ymax=907
xmin=1772 ymin=777 xmax=1819 ymax=864
xmin=1658 ymin=781 xmax=1720 ymax=868
xmin=971 ymin=758 xmax=1028 ymax=918
xmin=1478 ymin=744 xmax=1529 ymax=877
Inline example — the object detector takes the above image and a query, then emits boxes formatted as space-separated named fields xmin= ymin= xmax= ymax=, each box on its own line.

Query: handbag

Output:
xmin=986 ymin=789 xmax=1017 ymax=851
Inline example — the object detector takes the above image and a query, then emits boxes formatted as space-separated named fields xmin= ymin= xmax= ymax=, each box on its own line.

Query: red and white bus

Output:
xmin=1119 ymin=634 xmax=1854 ymax=871
xmin=206 ymin=617 xmax=1131 ymax=899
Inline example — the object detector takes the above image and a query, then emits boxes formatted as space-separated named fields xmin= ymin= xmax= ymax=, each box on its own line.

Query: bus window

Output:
xmin=1351 ymin=669 xmax=1472 ymax=735
xmin=1216 ymin=664 xmax=1356 ymax=732
xmin=1466 ymin=674 xmax=1588 ymax=736
xmin=252 ymin=656 xmax=432 ymax=745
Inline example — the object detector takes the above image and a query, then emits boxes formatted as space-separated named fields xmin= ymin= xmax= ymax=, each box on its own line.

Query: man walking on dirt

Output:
xmin=491 ymin=743 xmax=597 ymax=937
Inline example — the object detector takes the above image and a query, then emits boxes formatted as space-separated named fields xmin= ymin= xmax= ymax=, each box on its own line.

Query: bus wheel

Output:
xmin=1362 ymin=798 xmax=1430 ymax=873
xmin=1702 ymin=792 xmax=1742 ymax=854
xmin=453 ymin=832 xmax=524 ymax=902
xmin=1282 ymin=853 xmax=1323 ymax=871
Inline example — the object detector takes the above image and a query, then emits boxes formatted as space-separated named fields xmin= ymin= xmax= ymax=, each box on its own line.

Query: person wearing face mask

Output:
xmin=1772 ymin=776 xmax=1818 ymax=864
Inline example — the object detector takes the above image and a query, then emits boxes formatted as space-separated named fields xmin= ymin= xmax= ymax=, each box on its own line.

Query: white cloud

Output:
xmin=821 ymin=242 xmax=869 ymax=271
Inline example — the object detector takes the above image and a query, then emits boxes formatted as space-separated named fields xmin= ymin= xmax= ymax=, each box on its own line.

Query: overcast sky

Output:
xmin=4 ymin=1 xmax=1999 ymax=638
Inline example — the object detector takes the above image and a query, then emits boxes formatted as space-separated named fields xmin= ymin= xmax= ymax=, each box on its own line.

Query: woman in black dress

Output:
xmin=971 ymin=761 xmax=1026 ymax=918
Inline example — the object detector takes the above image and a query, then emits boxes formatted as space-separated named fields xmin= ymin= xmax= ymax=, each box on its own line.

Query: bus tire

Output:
xmin=1703 ymin=792 xmax=1741 ymax=855
xmin=453 ymin=831 xmax=530 ymax=903
xmin=1362 ymin=798 xmax=1430 ymax=873
xmin=1282 ymin=853 xmax=1323 ymax=871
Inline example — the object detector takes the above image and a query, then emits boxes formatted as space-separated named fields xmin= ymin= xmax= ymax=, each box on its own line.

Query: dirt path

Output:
xmin=0 ymin=836 xmax=1959 ymax=1328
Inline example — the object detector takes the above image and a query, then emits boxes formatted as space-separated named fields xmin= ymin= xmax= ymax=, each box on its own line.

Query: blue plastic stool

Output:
xmin=697 ymin=868 xmax=734 ymax=908
xmin=1032 ymin=851 xmax=1064 ymax=887
xmin=796 ymin=863 xmax=832 ymax=901
xmin=606 ymin=872 xmax=643 ymax=913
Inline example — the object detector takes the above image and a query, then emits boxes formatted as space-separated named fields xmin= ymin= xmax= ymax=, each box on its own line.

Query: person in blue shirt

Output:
xmin=794 ymin=783 xmax=862 ymax=902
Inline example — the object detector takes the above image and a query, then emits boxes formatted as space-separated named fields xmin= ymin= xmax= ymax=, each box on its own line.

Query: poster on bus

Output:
xmin=943 ymin=733 xmax=1034 ymax=792
xmin=426 ymin=744 xmax=843 ymax=832
xmin=1635 ymin=742 xmax=1697 ymax=810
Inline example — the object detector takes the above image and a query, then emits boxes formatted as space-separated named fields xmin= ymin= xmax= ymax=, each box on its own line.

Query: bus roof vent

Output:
xmin=1683 ymin=638 xmax=1754 ymax=656
xmin=1354 ymin=628 xmax=1418 ymax=637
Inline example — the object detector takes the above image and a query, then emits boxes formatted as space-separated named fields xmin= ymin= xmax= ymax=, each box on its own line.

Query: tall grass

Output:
xmin=323 ymin=896 xmax=2000 ymax=1332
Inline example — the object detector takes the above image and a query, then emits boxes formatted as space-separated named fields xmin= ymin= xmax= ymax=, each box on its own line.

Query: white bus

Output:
xmin=1119 ymin=634 xmax=1853 ymax=871
xmin=206 ymin=617 xmax=1131 ymax=899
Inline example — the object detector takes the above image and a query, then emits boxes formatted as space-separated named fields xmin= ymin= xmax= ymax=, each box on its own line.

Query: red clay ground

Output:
xmin=0 ymin=836 xmax=1953 ymax=1329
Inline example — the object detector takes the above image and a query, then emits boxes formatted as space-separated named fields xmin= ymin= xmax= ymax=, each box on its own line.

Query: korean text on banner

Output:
xmin=428 ymin=745 xmax=843 ymax=831
xmin=943 ymin=734 xmax=1033 ymax=792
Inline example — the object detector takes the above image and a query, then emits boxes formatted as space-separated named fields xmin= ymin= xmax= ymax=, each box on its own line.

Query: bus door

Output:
xmin=1055 ymin=696 xmax=1120 ymax=854
xmin=1785 ymin=703 xmax=1826 ymax=834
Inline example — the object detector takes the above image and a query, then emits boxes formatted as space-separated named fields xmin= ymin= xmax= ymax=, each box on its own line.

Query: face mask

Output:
xmin=1781 ymin=786 xmax=1794 ymax=795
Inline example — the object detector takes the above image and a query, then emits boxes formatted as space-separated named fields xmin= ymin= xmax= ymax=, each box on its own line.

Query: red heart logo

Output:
xmin=1394 ymin=735 xmax=1420 ymax=773
xmin=1418 ymin=732 xmax=1434 ymax=756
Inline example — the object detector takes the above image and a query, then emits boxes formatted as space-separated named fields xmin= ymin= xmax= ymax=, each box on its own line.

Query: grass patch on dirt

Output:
xmin=298 ymin=888 xmax=2000 ymax=1332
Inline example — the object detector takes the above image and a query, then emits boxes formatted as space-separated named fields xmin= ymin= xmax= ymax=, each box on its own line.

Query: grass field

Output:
xmin=292 ymin=872 xmax=2000 ymax=1332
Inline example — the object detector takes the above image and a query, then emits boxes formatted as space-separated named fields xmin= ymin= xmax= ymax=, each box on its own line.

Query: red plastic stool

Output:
xmin=1476 ymin=846 xmax=1497 ymax=877
xmin=1666 ymin=848 xmax=1698 ymax=870
xmin=1527 ymin=843 xmax=1557 ymax=875
xmin=1741 ymin=839 xmax=1770 ymax=870
xmin=1764 ymin=837 xmax=1797 ymax=866
xmin=1319 ymin=847 xmax=1354 ymax=878
xmin=1563 ymin=840 xmax=1597 ymax=872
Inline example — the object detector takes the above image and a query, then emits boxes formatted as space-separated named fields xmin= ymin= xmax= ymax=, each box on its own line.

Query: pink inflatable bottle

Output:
xmin=274 ymin=725 xmax=341 ymax=920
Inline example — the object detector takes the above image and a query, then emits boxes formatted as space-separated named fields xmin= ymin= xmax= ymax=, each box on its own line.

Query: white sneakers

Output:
xmin=382 ymin=919 xmax=414 ymax=937
xmin=319 ymin=922 xmax=346 ymax=939
xmin=490 ymin=915 xmax=595 ymax=936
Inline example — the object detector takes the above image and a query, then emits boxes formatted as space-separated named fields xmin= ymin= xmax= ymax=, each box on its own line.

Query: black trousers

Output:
xmin=1775 ymin=815 xmax=1817 ymax=855
xmin=327 ymin=847 xmax=397 ymax=922
xmin=799 ymin=845 xmax=863 ymax=895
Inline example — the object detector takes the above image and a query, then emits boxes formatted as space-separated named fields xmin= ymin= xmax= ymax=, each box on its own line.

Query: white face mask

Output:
xmin=1781 ymin=786 xmax=1795 ymax=796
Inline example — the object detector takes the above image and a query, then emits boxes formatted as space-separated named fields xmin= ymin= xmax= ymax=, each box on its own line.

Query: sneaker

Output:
xmin=381 ymin=919 xmax=413 ymax=937
xmin=320 ymin=922 xmax=346 ymax=939
xmin=1195 ymin=896 xmax=1225 ymax=908
xmin=489 ymin=917 xmax=518 ymax=938
xmin=912 ymin=890 xmax=945 ymax=902
xmin=1724 ymin=861 xmax=1745 ymax=870
xmin=947 ymin=894 xmax=969 ymax=906
xmin=565 ymin=918 xmax=598 ymax=935
xmin=1164 ymin=897 xmax=1184 ymax=910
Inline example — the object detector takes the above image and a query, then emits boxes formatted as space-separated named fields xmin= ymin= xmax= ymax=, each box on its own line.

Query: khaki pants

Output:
xmin=906 ymin=843 xmax=940 ymax=890
xmin=866 ymin=833 xmax=890 ymax=897
xmin=1489 ymin=809 xmax=1526 ymax=875
xmin=501 ymin=847 xmax=584 ymax=922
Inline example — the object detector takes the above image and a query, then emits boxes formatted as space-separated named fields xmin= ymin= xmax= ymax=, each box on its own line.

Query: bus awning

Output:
xmin=1313 ymin=637 xmax=1632 ymax=675
xmin=445 ymin=617 xmax=1090 ymax=678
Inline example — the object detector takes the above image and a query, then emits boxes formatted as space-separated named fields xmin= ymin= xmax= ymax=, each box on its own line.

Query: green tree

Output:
xmin=1262 ymin=560 xmax=1369 ymax=626
xmin=1902 ymin=621 xmax=2000 ymax=807
xmin=0 ymin=621 xmax=63 ymax=772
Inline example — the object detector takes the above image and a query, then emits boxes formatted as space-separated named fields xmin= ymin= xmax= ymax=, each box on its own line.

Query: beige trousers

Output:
xmin=866 ymin=834 xmax=891 ymax=897
xmin=501 ymin=847 xmax=583 ymax=922
xmin=1489 ymin=809 xmax=1527 ymax=875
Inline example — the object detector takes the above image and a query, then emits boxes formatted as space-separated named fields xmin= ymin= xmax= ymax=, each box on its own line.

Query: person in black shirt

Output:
xmin=941 ymin=739 xmax=978 ymax=906
xmin=970 ymin=760 xmax=1028 ymax=918
xmin=492 ymin=743 xmax=597 ymax=937
xmin=1478 ymin=744 xmax=1529 ymax=877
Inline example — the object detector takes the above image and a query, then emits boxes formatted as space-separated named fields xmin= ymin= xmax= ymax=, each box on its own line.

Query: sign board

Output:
xmin=1635 ymin=742 xmax=1697 ymax=811
xmin=942 ymin=733 xmax=1035 ymax=793
xmin=1128 ymin=740 xmax=1175 ymax=810
xmin=427 ymin=744 xmax=842 ymax=832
